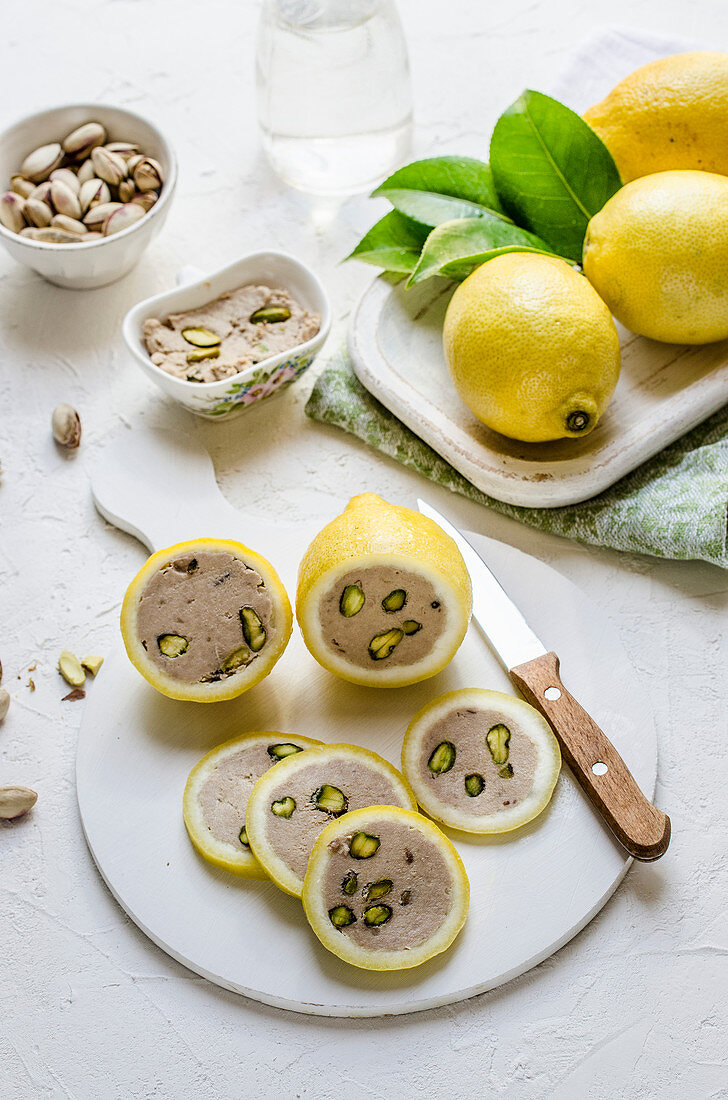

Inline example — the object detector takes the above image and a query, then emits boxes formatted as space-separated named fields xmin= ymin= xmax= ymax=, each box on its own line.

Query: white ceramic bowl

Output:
xmin=0 ymin=103 xmax=177 ymax=289
xmin=123 ymin=252 xmax=331 ymax=420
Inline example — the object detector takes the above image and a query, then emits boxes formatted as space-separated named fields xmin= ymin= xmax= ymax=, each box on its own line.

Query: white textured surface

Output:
xmin=1 ymin=3 xmax=727 ymax=1098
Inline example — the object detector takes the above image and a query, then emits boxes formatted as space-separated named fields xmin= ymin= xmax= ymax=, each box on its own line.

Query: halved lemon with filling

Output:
xmin=183 ymin=731 xmax=322 ymax=876
xmin=120 ymin=538 xmax=292 ymax=702
xmin=245 ymin=743 xmax=417 ymax=897
xmin=296 ymin=494 xmax=472 ymax=688
xmin=401 ymin=688 xmax=561 ymax=834
xmin=302 ymin=805 xmax=469 ymax=971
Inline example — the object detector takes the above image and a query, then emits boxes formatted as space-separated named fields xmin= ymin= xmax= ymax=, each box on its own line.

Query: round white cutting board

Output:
xmin=77 ymin=429 xmax=657 ymax=1017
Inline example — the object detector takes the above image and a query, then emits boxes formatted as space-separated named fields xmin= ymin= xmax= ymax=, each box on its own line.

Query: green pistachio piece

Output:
xmin=349 ymin=831 xmax=380 ymax=859
xmin=267 ymin=743 xmax=304 ymax=762
xmin=339 ymin=584 xmax=365 ymax=617
xmin=487 ymin=723 xmax=511 ymax=766
xmin=157 ymin=634 xmax=188 ymax=658
xmin=249 ymin=306 xmax=292 ymax=324
xmin=181 ymin=326 xmax=221 ymax=348
xmin=240 ymin=607 xmax=266 ymax=652
xmin=368 ymin=628 xmax=404 ymax=661
xmin=365 ymin=879 xmax=393 ymax=901
xmin=341 ymin=870 xmax=358 ymax=896
xmin=402 ymin=620 xmax=422 ymax=635
xmin=382 ymin=588 xmax=406 ymax=612
xmin=428 ymin=741 xmax=456 ymax=775
xmin=312 ymin=783 xmax=348 ymax=816
xmin=239 ymin=825 xmax=250 ymax=847
xmin=186 ymin=347 xmax=220 ymax=364
xmin=499 ymin=763 xmax=514 ymax=778
xmin=221 ymin=644 xmax=250 ymax=673
xmin=464 ymin=773 xmax=484 ymax=797
xmin=271 ymin=796 xmax=296 ymax=818
xmin=363 ymin=904 xmax=392 ymax=927
xmin=329 ymin=904 xmax=356 ymax=929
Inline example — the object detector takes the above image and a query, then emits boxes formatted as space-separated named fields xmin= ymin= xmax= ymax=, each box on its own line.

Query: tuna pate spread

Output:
xmin=319 ymin=566 xmax=446 ymax=670
xmin=136 ymin=550 xmax=274 ymax=684
xmin=143 ymin=284 xmax=320 ymax=383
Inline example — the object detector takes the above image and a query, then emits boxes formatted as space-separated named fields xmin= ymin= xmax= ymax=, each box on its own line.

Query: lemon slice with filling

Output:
xmin=296 ymin=494 xmax=472 ymax=688
xmin=302 ymin=805 xmax=469 ymax=971
xmin=183 ymin=731 xmax=322 ymax=876
xmin=245 ymin=743 xmax=417 ymax=896
xmin=120 ymin=538 xmax=292 ymax=702
xmin=401 ymin=688 xmax=561 ymax=834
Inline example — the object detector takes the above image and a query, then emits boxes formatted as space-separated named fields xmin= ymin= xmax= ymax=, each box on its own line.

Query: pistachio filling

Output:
xmin=313 ymin=784 xmax=348 ymax=816
xmin=349 ymin=831 xmax=380 ymax=859
xmin=271 ymin=796 xmax=296 ymax=818
xmin=428 ymin=741 xmax=456 ymax=774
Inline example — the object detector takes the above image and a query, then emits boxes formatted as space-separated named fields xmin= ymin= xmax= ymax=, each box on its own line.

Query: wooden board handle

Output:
xmin=510 ymin=652 xmax=670 ymax=862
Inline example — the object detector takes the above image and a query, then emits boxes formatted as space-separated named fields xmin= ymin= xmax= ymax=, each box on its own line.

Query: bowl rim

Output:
xmin=0 ymin=101 xmax=178 ymax=252
xmin=122 ymin=249 xmax=332 ymax=395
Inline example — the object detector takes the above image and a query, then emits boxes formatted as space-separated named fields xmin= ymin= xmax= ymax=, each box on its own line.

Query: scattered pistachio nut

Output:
xmin=382 ymin=589 xmax=406 ymax=612
xmin=339 ymin=584 xmax=365 ymax=618
xmin=329 ymin=904 xmax=356 ymax=929
xmin=267 ymin=742 xmax=303 ymax=762
xmin=0 ymin=786 xmax=37 ymax=820
xmin=368 ymin=628 xmax=404 ymax=661
xmin=271 ymin=796 xmax=296 ymax=818
xmin=0 ymin=192 xmax=26 ymax=234
xmin=249 ymin=305 xmax=292 ymax=324
xmin=158 ymin=634 xmax=189 ymax=659
xmin=486 ymin=723 xmax=511 ymax=766
xmin=428 ymin=741 xmax=456 ymax=775
xmin=240 ymin=606 xmax=266 ymax=652
xmin=349 ymin=831 xmax=380 ymax=859
xmin=0 ymin=687 xmax=10 ymax=722
xmin=51 ymin=403 xmax=81 ymax=448
xmin=181 ymin=327 xmax=221 ymax=348
xmin=341 ymin=870 xmax=358 ymax=896
xmin=62 ymin=121 xmax=106 ymax=159
xmin=464 ymin=773 xmax=484 ymax=797
xmin=21 ymin=142 xmax=63 ymax=183
xmin=312 ymin=783 xmax=348 ymax=816
xmin=62 ymin=688 xmax=86 ymax=702
xmin=58 ymin=649 xmax=85 ymax=688
xmin=81 ymin=655 xmax=104 ymax=676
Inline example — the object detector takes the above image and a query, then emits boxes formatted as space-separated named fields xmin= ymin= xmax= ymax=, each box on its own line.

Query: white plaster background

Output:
xmin=1 ymin=2 xmax=727 ymax=1097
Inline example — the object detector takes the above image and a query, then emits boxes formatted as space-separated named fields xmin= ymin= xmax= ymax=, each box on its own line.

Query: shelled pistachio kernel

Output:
xmin=428 ymin=741 xmax=456 ymax=775
xmin=240 ymin=607 xmax=266 ymax=652
xmin=498 ymin=763 xmax=514 ymax=779
xmin=364 ymin=879 xmax=393 ymax=901
xmin=239 ymin=825 xmax=250 ymax=847
xmin=81 ymin=655 xmax=104 ymax=676
xmin=486 ymin=723 xmax=511 ymax=766
xmin=363 ymin=904 xmax=392 ymax=926
xmin=249 ymin=306 xmax=292 ymax=324
xmin=368 ymin=628 xmax=403 ymax=661
xmin=186 ymin=347 xmax=220 ymax=365
xmin=58 ymin=649 xmax=86 ymax=688
xmin=341 ymin=870 xmax=358 ymax=896
xmin=157 ymin=634 xmax=188 ymax=658
xmin=402 ymin=620 xmax=422 ymax=635
xmin=339 ymin=584 xmax=364 ymax=618
xmin=329 ymin=904 xmax=356 ymax=929
xmin=271 ymin=796 xmax=296 ymax=818
xmin=349 ymin=831 xmax=380 ymax=859
xmin=267 ymin=742 xmax=304 ymax=762
xmin=312 ymin=784 xmax=348 ymax=816
xmin=464 ymin=773 xmax=484 ymax=797
xmin=382 ymin=588 xmax=406 ymax=612
xmin=221 ymin=645 xmax=250 ymax=673
xmin=182 ymin=327 xmax=221 ymax=348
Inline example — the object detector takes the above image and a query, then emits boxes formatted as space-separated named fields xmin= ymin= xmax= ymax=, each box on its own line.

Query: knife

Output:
xmin=417 ymin=499 xmax=671 ymax=862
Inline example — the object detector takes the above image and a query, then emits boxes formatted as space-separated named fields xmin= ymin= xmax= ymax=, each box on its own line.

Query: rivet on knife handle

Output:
xmin=509 ymin=651 xmax=671 ymax=862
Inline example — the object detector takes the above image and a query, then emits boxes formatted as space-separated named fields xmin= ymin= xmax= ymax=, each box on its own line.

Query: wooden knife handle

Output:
xmin=510 ymin=651 xmax=670 ymax=862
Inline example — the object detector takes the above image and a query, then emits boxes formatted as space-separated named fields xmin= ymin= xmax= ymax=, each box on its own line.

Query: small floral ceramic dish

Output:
xmin=123 ymin=252 xmax=331 ymax=419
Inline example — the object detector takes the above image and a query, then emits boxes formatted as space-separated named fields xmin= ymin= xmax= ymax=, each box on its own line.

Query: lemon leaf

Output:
xmin=372 ymin=156 xmax=504 ymax=226
xmin=347 ymin=211 xmax=429 ymax=273
xmin=408 ymin=216 xmax=560 ymax=284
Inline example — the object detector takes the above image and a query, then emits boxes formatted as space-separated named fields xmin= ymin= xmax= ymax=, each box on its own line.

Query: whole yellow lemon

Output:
xmin=442 ymin=253 xmax=621 ymax=443
xmin=584 ymin=51 xmax=728 ymax=182
xmin=583 ymin=170 xmax=728 ymax=344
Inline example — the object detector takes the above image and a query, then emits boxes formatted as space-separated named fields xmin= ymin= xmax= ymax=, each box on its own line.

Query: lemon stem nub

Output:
xmin=566 ymin=410 xmax=590 ymax=432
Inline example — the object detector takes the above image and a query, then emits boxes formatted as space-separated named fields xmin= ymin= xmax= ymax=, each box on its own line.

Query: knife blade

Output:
xmin=417 ymin=499 xmax=671 ymax=862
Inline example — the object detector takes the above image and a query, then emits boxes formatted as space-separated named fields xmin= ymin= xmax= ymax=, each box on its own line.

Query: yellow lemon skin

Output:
xmin=583 ymin=170 xmax=728 ymax=345
xmin=442 ymin=254 xmax=621 ymax=443
xmin=296 ymin=494 xmax=472 ymax=688
xmin=584 ymin=52 xmax=728 ymax=183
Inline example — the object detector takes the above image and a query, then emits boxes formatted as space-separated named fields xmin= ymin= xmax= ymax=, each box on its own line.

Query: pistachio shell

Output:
xmin=0 ymin=687 xmax=9 ymax=721
xmin=105 ymin=141 xmax=140 ymax=160
xmin=76 ymin=159 xmax=96 ymax=185
xmin=0 ymin=191 xmax=26 ymax=233
xmin=91 ymin=146 xmax=127 ymax=187
xmin=0 ymin=786 xmax=37 ymax=820
xmin=126 ymin=154 xmax=145 ymax=174
xmin=130 ymin=190 xmax=158 ymax=211
xmin=24 ymin=198 xmax=53 ymax=227
xmin=103 ymin=202 xmax=145 ymax=235
xmin=82 ymin=201 xmax=122 ymax=228
xmin=10 ymin=175 xmax=34 ymax=199
xmin=20 ymin=142 xmax=63 ymax=183
xmin=133 ymin=157 xmax=163 ymax=192
xmin=50 ymin=178 xmax=82 ymax=220
xmin=62 ymin=121 xmax=106 ymax=159
xmin=51 ymin=214 xmax=88 ymax=235
xmin=50 ymin=167 xmax=80 ymax=194
xmin=52 ymin=403 xmax=82 ymax=447
xmin=79 ymin=178 xmax=110 ymax=213
xmin=117 ymin=178 xmax=136 ymax=203
xmin=26 ymin=227 xmax=85 ymax=243
xmin=28 ymin=181 xmax=52 ymax=204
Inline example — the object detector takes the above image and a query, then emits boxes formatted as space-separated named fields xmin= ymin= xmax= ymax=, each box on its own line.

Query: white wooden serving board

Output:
xmin=349 ymin=276 xmax=728 ymax=508
xmin=77 ymin=429 xmax=658 ymax=1017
